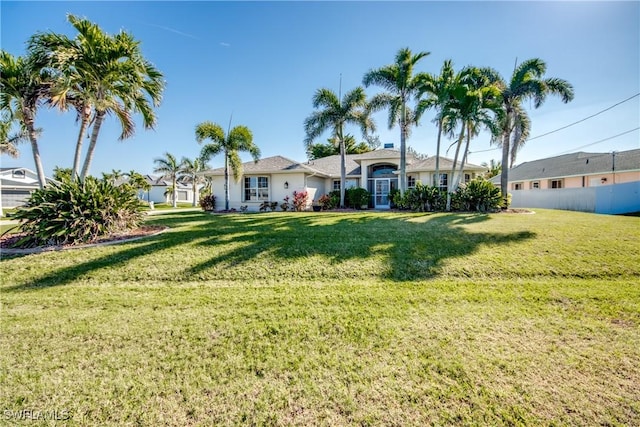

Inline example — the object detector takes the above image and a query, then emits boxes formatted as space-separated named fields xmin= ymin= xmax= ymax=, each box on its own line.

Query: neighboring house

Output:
xmin=0 ymin=167 xmax=54 ymax=210
xmin=490 ymin=149 xmax=640 ymax=214
xmin=201 ymin=148 xmax=486 ymax=211
xmin=137 ymin=175 xmax=197 ymax=205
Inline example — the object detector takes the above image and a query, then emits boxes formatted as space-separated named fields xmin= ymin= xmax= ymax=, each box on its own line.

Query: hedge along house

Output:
xmin=489 ymin=148 xmax=640 ymax=214
xmin=200 ymin=148 xmax=486 ymax=211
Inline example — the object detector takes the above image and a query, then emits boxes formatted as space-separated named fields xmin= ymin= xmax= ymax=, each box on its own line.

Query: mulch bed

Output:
xmin=0 ymin=225 xmax=167 ymax=253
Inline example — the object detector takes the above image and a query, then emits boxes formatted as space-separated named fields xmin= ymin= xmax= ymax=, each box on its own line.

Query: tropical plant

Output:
xmin=491 ymin=58 xmax=574 ymax=207
xmin=460 ymin=177 xmax=502 ymax=212
xmin=180 ymin=156 xmax=209 ymax=206
xmin=417 ymin=59 xmax=456 ymax=188
xmin=102 ymin=169 xmax=124 ymax=185
xmin=11 ymin=176 xmax=144 ymax=247
xmin=304 ymin=86 xmax=376 ymax=208
xmin=345 ymin=187 xmax=370 ymax=209
xmin=363 ymin=47 xmax=430 ymax=195
xmin=0 ymin=113 xmax=35 ymax=159
xmin=0 ymin=50 xmax=52 ymax=188
xmin=199 ymin=194 xmax=216 ymax=212
xmin=30 ymin=14 xmax=165 ymax=180
xmin=124 ymin=170 xmax=151 ymax=193
xmin=292 ymin=190 xmax=309 ymax=212
xmin=153 ymin=152 xmax=184 ymax=208
xmin=196 ymin=121 xmax=261 ymax=211
xmin=481 ymin=159 xmax=502 ymax=178
xmin=52 ymin=166 xmax=72 ymax=182
xmin=306 ymin=134 xmax=373 ymax=160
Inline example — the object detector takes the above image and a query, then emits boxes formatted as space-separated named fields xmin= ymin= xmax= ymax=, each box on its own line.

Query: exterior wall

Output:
xmin=509 ymin=171 xmax=640 ymax=192
xmin=145 ymin=186 xmax=192 ymax=204
xmin=306 ymin=176 xmax=326 ymax=203
xmin=1 ymin=189 xmax=34 ymax=208
xmin=509 ymin=181 xmax=640 ymax=214
xmin=210 ymin=173 xmax=309 ymax=211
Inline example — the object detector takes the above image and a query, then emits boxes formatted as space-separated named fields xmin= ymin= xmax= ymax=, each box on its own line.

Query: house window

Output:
xmin=333 ymin=180 xmax=340 ymax=191
xmin=530 ymin=181 xmax=540 ymax=189
xmin=244 ymin=176 xmax=269 ymax=201
xmin=513 ymin=182 xmax=523 ymax=191
xmin=464 ymin=173 xmax=471 ymax=183
xmin=12 ymin=169 xmax=25 ymax=179
xmin=550 ymin=179 xmax=563 ymax=189
xmin=438 ymin=173 xmax=448 ymax=192
xmin=407 ymin=175 xmax=416 ymax=188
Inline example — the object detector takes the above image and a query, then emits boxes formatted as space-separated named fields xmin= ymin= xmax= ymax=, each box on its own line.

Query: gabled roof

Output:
xmin=202 ymin=155 xmax=325 ymax=177
xmin=302 ymin=154 xmax=361 ymax=177
xmin=490 ymin=149 xmax=640 ymax=183
xmin=406 ymin=156 xmax=485 ymax=173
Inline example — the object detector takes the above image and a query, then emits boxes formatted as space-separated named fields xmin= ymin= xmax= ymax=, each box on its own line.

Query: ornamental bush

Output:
xmin=345 ymin=187 xmax=370 ymax=209
xmin=292 ymin=191 xmax=309 ymax=211
xmin=199 ymin=194 xmax=216 ymax=211
xmin=12 ymin=177 xmax=144 ymax=247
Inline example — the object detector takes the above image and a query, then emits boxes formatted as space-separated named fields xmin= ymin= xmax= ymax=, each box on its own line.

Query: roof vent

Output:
xmin=384 ymin=143 xmax=394 ymax=149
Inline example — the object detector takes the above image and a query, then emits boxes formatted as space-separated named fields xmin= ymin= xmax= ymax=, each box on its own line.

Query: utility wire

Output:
xmin=528 ymin=93 xmax=640 ymax=141
xmin=553 ymin=127 xmax=639 ymax=155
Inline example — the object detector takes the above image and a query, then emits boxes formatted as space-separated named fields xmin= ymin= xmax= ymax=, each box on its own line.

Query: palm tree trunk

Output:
xmin=454 ymin=122 xmax=472 ymax=192
xmin=434 ymin=118 xmax=443 ymax=188
xmin=446 ymin=123 xmax=465 ymax=211
xmin=72 ymin=104 xmax=92 ymax=181
xmin=80 ymin=111 xmax=106 ymax=180
xmin=399 ymin=103 xmax=407 ymax=195
xmin=23 ymin=109 xmax=46 ymax=189
xmin=172 ymin=177 xmax=177 ymax=208
xmin=339 ymin=127 xmax=346 ymax=208
xmin=192 ymin=179 xmax=198 ymax=207
xmin=224 ymin=151 xmax=230 ymax=211
xmin=500 ymin=115 xmax=512 ymax=209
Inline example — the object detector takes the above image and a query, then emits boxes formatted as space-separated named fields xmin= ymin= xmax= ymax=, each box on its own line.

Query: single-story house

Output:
xmin=137 ymin=175 xmax=197 ymax=205
xmin=0 ymin=167 xmax=55 ymax=211
xmin=201 ymin=148 xmax=486 ymax=211
xmin=490 ymin=149 xmax=640 ymax=214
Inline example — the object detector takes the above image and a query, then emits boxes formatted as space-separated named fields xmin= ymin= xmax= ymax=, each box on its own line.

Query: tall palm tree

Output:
xmin=0 ymin=115 xmax=33 ymax=158
xmin=195 ymin=121 xmax=261 ymax=211
xmin=153 ymin=152 xmax=184 ymax=208
xmin=304 ymin=87 xmax=375 ymax=207
xmin=481 ymin=159 xmax=502 ymax=178
xmin=180 ymin=156 xmax=209 ymax=207
xmin=492 ymin=58 xmax=574 ymax=207
xmin=30 ymin=14 xmax=165 ymax=180
xmin=363 ymin=47 xmax=430 ymax=194
xmin=416 ymin=59 xmax=456 ymax=188
xmin=0 ymin=51 xmax=52 ymax=188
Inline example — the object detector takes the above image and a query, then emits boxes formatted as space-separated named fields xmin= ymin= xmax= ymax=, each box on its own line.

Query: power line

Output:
xmin=553 ymin=127 xmax=639 ymax=155
xmin=528 ymin=93 xmax=640 ymax=141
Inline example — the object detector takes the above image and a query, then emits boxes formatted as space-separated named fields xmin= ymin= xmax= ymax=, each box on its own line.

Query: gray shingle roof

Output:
xmin=202 ymin=155 xmax=323 ymax=176
xmin=490 ymin=149 xmax=640 ymax=183
xmin=406 ymin=156 xmax=485 ymax=173
xmin=302 ymin=154 xmax=361 ymax=177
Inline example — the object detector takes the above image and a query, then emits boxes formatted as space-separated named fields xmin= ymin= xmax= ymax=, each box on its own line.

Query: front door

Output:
xmin=375 ymin=179 xmax=390 ymax=209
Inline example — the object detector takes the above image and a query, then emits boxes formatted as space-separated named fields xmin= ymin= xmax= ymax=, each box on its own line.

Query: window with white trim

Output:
xmin=244 ymin=176 xmax=269 ymax=201
xmin=550 ymin=179 xmax=563 ymax=189
xmin=333 ymin=180 xmax=340 ymax=191
xmin=407 ymin=175 xmax=416 ymax=188
xmin=530 ymin=181 xmax=540 ymax=189
xmin=438 ymin=173 xmax=448 ymax=192
xmin=513 ymin=182 xmax=523 ymax=190
xmin=464 ymin=173 xmax=471 ymax=183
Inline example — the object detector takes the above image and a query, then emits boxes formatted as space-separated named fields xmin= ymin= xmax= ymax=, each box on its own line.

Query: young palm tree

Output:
xmin=195 ymin=122 xmax=260 ymax=211
xmin=0 ymin=51 xmax=52 ymax=188
xmin=481 ymin=159 xmax=502 ymax=179
xmin=180 ymin=156 xmax=209 ymax=207
xmin=0 ymin=115 xmax=33 ymax=159
xmin=363 ymin=47 xmax=430 ymax=194
xmin=153 ymin=152 xmax=184 ymax=208
xmin=493 ymin=58 xmax=574 ymax=207
xmin=30 ymin=14 xmax=165 ymax=180
xmin=416 ymin=59 xmax=456 ymax=188
xmin=304 ymin=87 xmax=375 ymax=207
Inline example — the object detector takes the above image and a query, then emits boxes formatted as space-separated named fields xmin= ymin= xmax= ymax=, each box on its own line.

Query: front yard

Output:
xmin=1 ymin=210 xmax=638 ymax=425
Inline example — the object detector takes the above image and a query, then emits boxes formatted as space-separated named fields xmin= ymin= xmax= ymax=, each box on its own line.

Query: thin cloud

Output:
xmin=219 ymin=42 xmax=231 ymax=47
xmin=144 ymin=22 xmax=199 ymax=40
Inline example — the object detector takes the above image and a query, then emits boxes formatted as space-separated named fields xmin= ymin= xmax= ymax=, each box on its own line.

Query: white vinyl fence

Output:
xmin=510 ymin=181 xmax=640 ymax=214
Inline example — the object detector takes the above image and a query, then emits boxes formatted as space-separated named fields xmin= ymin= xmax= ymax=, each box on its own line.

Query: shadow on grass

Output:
xmin=3 ymin=211 xmax=535 ymax=291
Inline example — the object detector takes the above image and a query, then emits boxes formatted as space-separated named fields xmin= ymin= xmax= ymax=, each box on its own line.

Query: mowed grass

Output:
xmin=1 ymin=210 xmax=638 ymax=425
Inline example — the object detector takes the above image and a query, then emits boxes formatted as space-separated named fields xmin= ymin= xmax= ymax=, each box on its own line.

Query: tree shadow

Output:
xmin=2 ymin=212 xmax=535 ymax=292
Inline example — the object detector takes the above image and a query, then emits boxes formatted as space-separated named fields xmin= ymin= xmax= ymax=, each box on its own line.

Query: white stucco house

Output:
xmin=0 ymin=167 xmax=55 ymax=214
xmin=137 ymin=175 xmax=198 ymax=205
xmin=201 ymin=148 xmax=486 ymax=211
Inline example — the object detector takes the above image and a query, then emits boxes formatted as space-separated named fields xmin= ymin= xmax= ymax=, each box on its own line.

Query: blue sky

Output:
xmin=1 ymin=1 xmax=639 ymax=177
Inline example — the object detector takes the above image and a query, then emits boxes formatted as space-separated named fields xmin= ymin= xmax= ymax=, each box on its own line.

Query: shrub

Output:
xmin=280 ymin=196 xmax=291 ymax=212
xmin=400 ymin=183 xmax=445 ymax=212
xmin=451 ymin=178 xmax=502 ymax=212
xmin=200 ymin=194 xmax=216 ymax=211
xmin=292 ymin=191 xmax=309 ymax=211
xmin=12 ymin=177 xmax=144 ymax=247
xmin=345 ymin=187 xmax=370 ymax=209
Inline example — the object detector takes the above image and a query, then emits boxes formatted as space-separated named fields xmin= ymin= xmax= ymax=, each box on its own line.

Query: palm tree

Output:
xmin=30 ymin=14 xmax=165 ymax=180
xmin=416 ymin=59 xmax=456 ymax=188
xmin=304 ymin=86 xmax=375 ymax=207
xmin=481 ymin=159 xmax=502 ymax=178
xmin=363 ymin=47 xmax=430 ymax=194
xmin=153 ymin=152 xmax=183 ymax=208
xmin=0 ymin=115 xmax=32 ymax=158
xmin=180 ymin=156 xmax=209 ymax=206
xmin=0 ymin=51 xmax=52 ymax=188
xmin=492 ymin=58 xmax=574 ymax=207
xmin=195 ymin=121 xmax=261 ymax=211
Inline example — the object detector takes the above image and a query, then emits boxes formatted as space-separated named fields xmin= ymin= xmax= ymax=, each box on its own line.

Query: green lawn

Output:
xmin=1 ymin=210 xmax=639 ymax=425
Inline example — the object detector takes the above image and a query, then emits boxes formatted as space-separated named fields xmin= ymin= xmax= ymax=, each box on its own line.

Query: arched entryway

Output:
xmin=367 ymin=163 xmax=398 ymax=209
